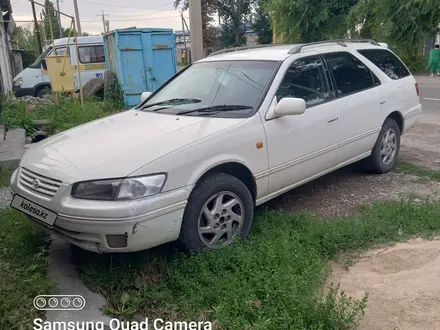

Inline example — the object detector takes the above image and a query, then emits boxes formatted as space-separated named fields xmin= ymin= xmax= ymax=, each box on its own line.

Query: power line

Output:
xmin=61 ymin=15 xmax=186 ymax=23
xmin=78 ymin=1 xmax=176 ymax=11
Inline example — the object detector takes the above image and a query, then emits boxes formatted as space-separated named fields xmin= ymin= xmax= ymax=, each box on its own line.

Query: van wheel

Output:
xmin=178 ymin=173 xmax=254 ymax=252
xmin=36 ymin=86 xmax=51 ymax=98
xmin=365 ymin=118 xmax=401 ymax=174
xmin=83 ymin=78 xmax=105 ymax=100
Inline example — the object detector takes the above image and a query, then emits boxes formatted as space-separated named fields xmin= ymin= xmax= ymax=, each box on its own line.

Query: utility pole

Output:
xmin=72 ymin=0 xmax=82 ymax=36
xmin=181 ymin=12 xmax=187 ymax=63
xmin=31 ymin=0 xmax=43 ymax=54
xmin=189 ymin=0 xmax=203 ymax=61
xmin=98 ymin=10 xmax=109 ymax=34
xmin=56 ymin=0 xmax=62 ymax=38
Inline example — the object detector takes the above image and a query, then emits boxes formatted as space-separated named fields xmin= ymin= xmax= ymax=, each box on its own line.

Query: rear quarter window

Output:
xmin=357 ymin=49 xmax=411 ymax=80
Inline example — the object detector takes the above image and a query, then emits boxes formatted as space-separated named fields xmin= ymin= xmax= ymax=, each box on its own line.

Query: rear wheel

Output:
xmin=178 ymin=173 xmax=254 ymax=252
xmin=365 ymin=118 xmax=401 ymax=173
xmin=82 ymin=78 xmax=105 ymax=100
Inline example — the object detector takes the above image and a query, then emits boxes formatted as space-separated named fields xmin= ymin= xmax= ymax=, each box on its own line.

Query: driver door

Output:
xmin=263 ymin=55 xmax=340 ymax=195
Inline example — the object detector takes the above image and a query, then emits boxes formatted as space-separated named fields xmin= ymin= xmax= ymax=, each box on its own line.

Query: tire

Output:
xmin=82 ymin=78 xmax=105 ymax=100
xmin=103 ymin=71 xmax=118 ymax=101
xmin=36 ymin=85 xmax=51 ymax=98
xmin=365 ymin=118 xmax=401 ymax=174
xmin=178 ymin=173 xmax=254 ymax=252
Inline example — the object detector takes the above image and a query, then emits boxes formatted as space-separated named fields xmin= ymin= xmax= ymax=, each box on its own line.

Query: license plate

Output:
xmin=10 ymin=195 xmax=57 ymax=226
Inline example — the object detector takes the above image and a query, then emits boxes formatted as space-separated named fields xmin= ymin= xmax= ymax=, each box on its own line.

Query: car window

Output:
xmin=276 ymin=56 xmax=330 ymax=107
xmin=323 ymin=52 xmax=377 ymax=97
xmin=142 ymin=60 xmax=278 ymax=117
xmin=78 ymin=45 xmax=105 ymax=63
xmin=357 ymin=49 xmax=411 ymax=80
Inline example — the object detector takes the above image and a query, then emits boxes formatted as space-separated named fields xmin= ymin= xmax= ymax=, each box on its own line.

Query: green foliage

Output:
xmin=253 ymin=0 xmax=273 ymax=44
xmin=267 ymin=0 xmax=357 ymax=43
xmin=397 ymin=161 xmax=440 ymax=181
xmin=79 ymin=201 xmax=440 ymax=329
xmin=0 ymin=170 xmax=13 ymax=187
xmin=0 ymin=96 xmax=123 ymax=136
xmin=0 ymin=209 xmax=54 ymax=329
xmin=42 ymin=0 xmax=62 ymax=40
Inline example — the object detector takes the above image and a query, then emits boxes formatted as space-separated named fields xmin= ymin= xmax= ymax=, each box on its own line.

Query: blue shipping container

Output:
xmin=103 ymin=28 xmax=177 ymax=107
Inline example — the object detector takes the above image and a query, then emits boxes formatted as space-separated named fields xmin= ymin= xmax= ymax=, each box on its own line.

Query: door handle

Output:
xmin=327 ymin=114 xmax=339 ymax=124
xmin=380 ymin=101 xmax=387 ymax=105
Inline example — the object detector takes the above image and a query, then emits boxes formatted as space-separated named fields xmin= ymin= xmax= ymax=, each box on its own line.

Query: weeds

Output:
xmin=78 ymin=201 xmax=440 ymax=329
xmin=0 ymin=170 xmax=12 ymax=187
xmin=0 ymin=209 xmax=53 ymax=329
xmin=0 ymin=94 xmax=123 ymax=136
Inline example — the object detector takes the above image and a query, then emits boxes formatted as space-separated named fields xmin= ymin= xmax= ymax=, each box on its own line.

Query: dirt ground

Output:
xmin=328 ymin=239 xmax=440 ymax=330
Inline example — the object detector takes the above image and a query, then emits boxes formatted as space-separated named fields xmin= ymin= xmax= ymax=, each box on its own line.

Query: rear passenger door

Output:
xmin=76 ymin=44 xmax=106 ymax=89
xmin=321 ymin=51 xmax=382 ymax=164
xmin=357 ymin=48 xmax=419 ymax=128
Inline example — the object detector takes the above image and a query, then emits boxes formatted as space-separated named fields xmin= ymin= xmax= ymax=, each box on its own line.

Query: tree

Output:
xmin=217 ymin=0 xmax=252 ymax=47
xmin=11 ymin=26 xmax=38 ymax=67
xmin=174 ymin=0 xmax=219 ymax=49
xmin=42 ymin=0 xmax=61 ymax=40
xmin=253 ymin=0 xmax=272 ymax=44
xmin=266 ymin=0 xmax=357 ymax=43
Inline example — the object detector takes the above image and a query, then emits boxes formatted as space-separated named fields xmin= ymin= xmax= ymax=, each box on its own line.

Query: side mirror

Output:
xmin=274 ymin=97 xmax=306 ymax=117
xmin=140 ymin=91 xmax=152 ymax=103
xmin=378 ymin=42 xmax=389 ymax=48
xmin=41 ymin=59 xmax=47 ymax=70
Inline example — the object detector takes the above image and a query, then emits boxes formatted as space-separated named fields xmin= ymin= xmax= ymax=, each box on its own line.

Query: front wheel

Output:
xmin=366 ymin=118 xmax=401 ymax=174
xmin=178 ymin=173 xmax=254 ymax=252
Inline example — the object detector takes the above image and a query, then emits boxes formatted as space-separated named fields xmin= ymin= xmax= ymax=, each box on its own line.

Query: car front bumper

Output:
xmin=10 ymin=168 xmax=189 ymax=253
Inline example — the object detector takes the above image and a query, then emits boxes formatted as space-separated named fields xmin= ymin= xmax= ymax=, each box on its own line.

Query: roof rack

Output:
xmin=288 ymin=39 xmax=380 ymax=54
xmin=208 ymin=44 xmax=279 ymax=57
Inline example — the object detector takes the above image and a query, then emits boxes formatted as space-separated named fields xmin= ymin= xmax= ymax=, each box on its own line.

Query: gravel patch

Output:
xmin=0 ymin=188 xmax=12 ymax=209
xmin=401 ymin=113 xmax=440 ymax=171
xmin=263 ymin=165 xmax=440 ymax=218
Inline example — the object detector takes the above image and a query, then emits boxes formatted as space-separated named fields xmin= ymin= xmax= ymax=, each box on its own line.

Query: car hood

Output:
xmin=21 ymin=110 xmax=244 ymax=183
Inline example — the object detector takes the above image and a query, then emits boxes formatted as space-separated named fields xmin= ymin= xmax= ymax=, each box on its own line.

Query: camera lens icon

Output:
xmin=34 ymin=295 xmax=85 ymax=310
xmin=35 ymin=297 xmax=47 ymax=309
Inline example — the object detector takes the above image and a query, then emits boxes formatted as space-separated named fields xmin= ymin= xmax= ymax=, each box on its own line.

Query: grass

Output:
xmin=0 ymin=94 xmax=123 ymax=136
xmin=0 ymin=170 xmax=12 ymax=188
xmin=397 ymin=161 xmax=440 ymax=182
xmin=0 ymin=209 xmax=53 ymax=329
xmin=78 ymin=201 xmax=440 ymax=329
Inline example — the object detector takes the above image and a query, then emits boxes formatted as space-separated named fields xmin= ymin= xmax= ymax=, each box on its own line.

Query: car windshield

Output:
xmin=29 ymin=47 xmax=52 ymax=68
xmin=141 ymin=60 xmax=279 ymax=117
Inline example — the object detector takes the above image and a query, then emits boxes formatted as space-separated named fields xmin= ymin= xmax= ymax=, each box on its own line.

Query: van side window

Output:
xmin=322 ymin=52 xmax=378 ymax=97
xmin=78 ymin=45 xmax=105 ymax=64
xmin=276 ymin=56 xmax=330 ymax=107
xmin=49 ymin=47 xmax=69 ymax=56
xmin=357 ymin=49 xmax=411 ymax=80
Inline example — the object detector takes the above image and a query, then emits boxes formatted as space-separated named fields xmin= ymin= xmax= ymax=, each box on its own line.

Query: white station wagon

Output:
xmin=10 ymin=39 xmax=422 ymax=253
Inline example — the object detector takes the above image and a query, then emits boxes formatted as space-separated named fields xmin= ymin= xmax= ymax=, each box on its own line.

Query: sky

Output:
xmin=10 ymin=0 xmax=190 ymax=35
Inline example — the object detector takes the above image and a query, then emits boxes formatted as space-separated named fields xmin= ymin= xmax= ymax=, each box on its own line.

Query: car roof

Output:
xmin=53 ymin=35 xmax=103 ymax=47
xmin=198 ymin=42 xmax=389 ymax=63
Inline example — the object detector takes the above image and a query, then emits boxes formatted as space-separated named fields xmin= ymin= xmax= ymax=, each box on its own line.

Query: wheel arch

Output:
xmin=193 ymin=162 xmax=257 ymax=203
xmin=32 ymin=82 xmax=51 ymax=97
xmin=386 ymin=111 xmax=404 ymax=134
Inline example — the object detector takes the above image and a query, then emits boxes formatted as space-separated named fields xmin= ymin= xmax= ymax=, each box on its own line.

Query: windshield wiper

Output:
xmin=177 ymin=105 xmax=253 ymax=116
xmin=141 ymin=98 xmax=201 ymax=110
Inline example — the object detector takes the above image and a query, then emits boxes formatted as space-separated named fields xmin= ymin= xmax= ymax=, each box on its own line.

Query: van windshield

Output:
xmin=29 ymin=47 xmax=52 ymax=68
xmin=140 ymin=60 xmax=279 ymax=118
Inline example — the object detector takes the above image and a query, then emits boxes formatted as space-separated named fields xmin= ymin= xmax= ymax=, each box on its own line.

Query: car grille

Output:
xmin=19 ymin=168 xmax=62 ymax=198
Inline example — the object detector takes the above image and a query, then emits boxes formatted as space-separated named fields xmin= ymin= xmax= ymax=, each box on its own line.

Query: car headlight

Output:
xmin=71 ymin=174 xmax=167 ymax=201
xmin=13 ymin=78 xmax=23 ymax=87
